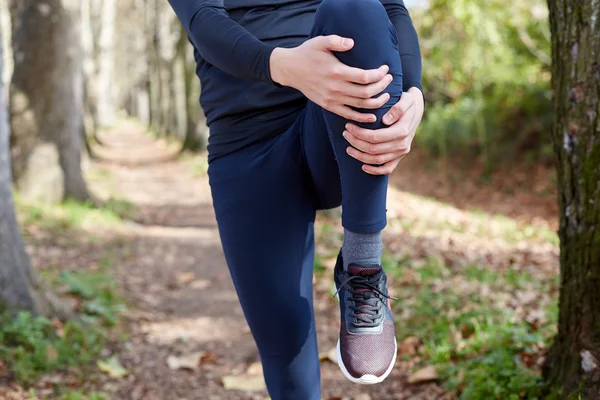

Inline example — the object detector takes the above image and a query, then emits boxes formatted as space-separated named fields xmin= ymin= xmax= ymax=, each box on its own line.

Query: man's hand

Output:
xmin=343 ymin=87 xmax=424 ymax=175
xmin=270 ymin=36 xmax=392 ymax=124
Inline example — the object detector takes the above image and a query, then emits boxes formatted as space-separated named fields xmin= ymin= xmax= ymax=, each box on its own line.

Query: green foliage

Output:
xmin=0 ymin=312 xmax=104 ymax=383
xmin=0 ymin=270 xmax=125 ymax=385
xmin=14 ymin=196 xmax=131 ymax=232
xmin=60 ymin=270 xmax=126 ymax=326
xmin=415 ymin=0 xmax=553 ymax=167
xmin=392 ymin=255 xmax=558 ymax=399
xmin=54 ymin=391 xmax=107 ymax=400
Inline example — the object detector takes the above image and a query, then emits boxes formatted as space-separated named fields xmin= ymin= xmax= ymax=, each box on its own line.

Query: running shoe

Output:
xmin=333 ymin=252 xmax=397 ymax=384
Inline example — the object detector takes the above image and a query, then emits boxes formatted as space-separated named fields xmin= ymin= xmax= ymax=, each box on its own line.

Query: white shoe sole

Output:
xmin=335 ymin=336 xmax=397 ymax=385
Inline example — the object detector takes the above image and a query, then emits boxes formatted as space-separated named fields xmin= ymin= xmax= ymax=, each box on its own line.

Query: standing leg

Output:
xmin=301 ymin=0 xmax=403 ymax=384
xmin=209 ymin=121 xmax=320 ymax=400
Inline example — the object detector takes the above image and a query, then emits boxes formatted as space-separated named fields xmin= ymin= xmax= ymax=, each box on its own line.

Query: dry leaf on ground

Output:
xmin=97 ymin=356 xmax=128 ymax=378
xmin=246 ymin=362 xmax=263 ymax=375
xmin=222 ymin=374 xmax=266 ymax=392
xmin=166 ymin=351 xmax=205 ymax=371
xmin=177 ymin=272 xmax=196 ymax=284
xmin=398 ymin=336 xmax=421 ymax=356
xmin=407 ymin=366 xmax=439 ymax=384
xmin=319 ymin=347 xmax=337 ymax=363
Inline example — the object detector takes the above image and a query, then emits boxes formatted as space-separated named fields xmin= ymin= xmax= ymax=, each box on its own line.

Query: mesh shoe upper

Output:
xmin=334 ymin=252 xmax=397 ymax=379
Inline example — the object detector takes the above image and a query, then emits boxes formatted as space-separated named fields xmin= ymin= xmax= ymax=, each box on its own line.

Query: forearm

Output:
xmin=168 ymin=0 xmax=277 ymax=84
xmin=381 ymin=0 xmax=423 ymax=93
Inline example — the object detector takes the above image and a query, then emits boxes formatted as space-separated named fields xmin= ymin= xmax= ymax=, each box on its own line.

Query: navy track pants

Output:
xmin=208 ymin=0 xmax=403 ymax=398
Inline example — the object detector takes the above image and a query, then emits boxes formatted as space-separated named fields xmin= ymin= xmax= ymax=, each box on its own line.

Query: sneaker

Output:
xmin=333 ymin=251 xmax=397 ymax=384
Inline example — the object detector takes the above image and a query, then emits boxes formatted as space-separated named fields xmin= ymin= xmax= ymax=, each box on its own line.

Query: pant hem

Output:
xmin=343 ymin=218 xmax=387 ymax=234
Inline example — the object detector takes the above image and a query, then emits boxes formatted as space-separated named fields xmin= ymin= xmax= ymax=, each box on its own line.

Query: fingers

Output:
xmin=337 ymin=64 xmax=390 ymax=85
xmin=320 ymin=35 xmax=355 ymax=52
xmin=341 ymin=74 xmax=393 ymax=100
xmin=330 ymin=105 xmax=376 ymax=123
xmin=346 ymin=145 xmax=409 ymax=166
xmin=343 ymin=129 xmax=410 ymax=155
xmin=362 ymin=158 xmax=402 ymax=175
xmin=383 ymin=91 xmax=414 ymax=125
xmin=341 ymin=92 xmax=390 ymax=110
xmin=344 ymin=114 xmax=413 ymax=144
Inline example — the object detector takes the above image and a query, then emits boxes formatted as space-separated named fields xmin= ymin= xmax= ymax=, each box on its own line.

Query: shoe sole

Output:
xmin=335 ymin=336 xmax=397 ymax=385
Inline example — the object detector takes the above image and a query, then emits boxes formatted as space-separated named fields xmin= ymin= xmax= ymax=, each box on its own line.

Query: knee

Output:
xmin=315 ymin=0 xmax=388 ymax=35
xmin=313 ymin=0 xmax=399 ymax=70
xmin=251 ymin=299 xmax=314 ymax=357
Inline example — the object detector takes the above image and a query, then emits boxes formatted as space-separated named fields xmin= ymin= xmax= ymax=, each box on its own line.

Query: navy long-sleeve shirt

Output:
xmin=168 ymin=0 xmax=422 ymax=160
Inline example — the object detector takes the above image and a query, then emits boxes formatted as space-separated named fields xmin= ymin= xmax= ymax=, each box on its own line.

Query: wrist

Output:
xmin=270 ymin=47 xmax=292 ymax=87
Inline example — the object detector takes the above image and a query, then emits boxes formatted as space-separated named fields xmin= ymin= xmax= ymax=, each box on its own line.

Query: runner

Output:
xmin=168 ymin=0 xmax=424 ymax=397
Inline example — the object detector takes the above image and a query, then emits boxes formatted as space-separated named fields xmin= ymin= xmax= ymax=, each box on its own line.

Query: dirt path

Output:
xmin=87 ymin=123 xmax=447 ymax=400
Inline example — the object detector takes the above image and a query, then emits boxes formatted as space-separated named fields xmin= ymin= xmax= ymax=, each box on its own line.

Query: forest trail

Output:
xmin=87 ymin=123 xmax=448 ymax=400
xmin=3 ymin=122 xmax=558 ymax=400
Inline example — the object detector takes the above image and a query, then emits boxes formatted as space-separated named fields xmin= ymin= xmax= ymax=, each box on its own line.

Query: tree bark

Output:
xmin=96 ymin=0 xmax=116 ymax=127
xmin=178 ymin=25 xmax=208 ymax=152
xmin=543 ymin=0 xmax=600 ymax=398
xmin=9 ymin=0 xmax=92 ymax=203
xmin=0 ymin=15 xmax=70 ymax=317
xmin=0 ymin=19 xmax=36 ymax=312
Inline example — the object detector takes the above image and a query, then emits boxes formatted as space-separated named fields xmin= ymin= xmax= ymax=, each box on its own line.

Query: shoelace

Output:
xmin=333 ymin=273 xmax=398 ymax=327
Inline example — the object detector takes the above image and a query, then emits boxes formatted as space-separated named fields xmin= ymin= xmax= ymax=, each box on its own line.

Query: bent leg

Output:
xmin=208 ymin=124 xmax=320 ymax=400
xmin=303 ymin=0 xmax=403 ymax=233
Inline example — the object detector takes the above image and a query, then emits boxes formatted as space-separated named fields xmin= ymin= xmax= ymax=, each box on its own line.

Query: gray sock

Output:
xmin=341 ymin=229 xmax=383 ymax=271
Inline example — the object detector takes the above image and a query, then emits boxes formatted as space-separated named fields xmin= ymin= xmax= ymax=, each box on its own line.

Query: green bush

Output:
xmin=414 ymin=0 xmax=553 ymax=167
xmin=0 ymin=270 xmax=125 ymax=385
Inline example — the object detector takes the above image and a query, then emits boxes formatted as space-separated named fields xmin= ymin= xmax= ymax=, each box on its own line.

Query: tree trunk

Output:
xmin=543 ymin=0 xmax=600 ymax=398
xmin=81 ymin=0 xmax=100 ymax=145
xmin=0 ymin=16 xmax=68 ymax=317
xmin=96 ymin=0 xmax=116 ymax=127
xmin=0 ymin=20 xmax=36 ymax=312
xmin=9 ymin=0 xmax=92 ymax=203
xmin=179 ymin=25 xmax=208 ymax=152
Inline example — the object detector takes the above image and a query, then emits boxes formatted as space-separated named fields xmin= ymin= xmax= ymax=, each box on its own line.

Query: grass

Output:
xmin=0 ymin=266 xmax=125 ymax=397
xmin=387 ymin=193 xmax=558 ymax=246
xmin=313 ymin=197 xmax=559 ymax=399
xmin=14 ymin=195 xmax=135 ymax=233
xmin=54 ymin=392 xmax=107 ymax=400
xmin=389 ymin=254 xmax=558 ymax=399
xmin=5 ymin=197 xmax=129 ymax=399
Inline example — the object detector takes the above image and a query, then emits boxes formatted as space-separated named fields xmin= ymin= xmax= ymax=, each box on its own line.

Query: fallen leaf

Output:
xmin=246 ymin=362 xmax=263 ymax=375
xmin=407 ymin=366 xmax=438 ymax=384
xmin=190 ymin=279 xmax=211 ymax=289
xmin=97 ymin=356 xmax=128 ymax=378
xmin=222 ymin=374 xmax=266 ymax=392
xmin=177 ymin=272 xmax=196 ymax=284
xmin=398 ymin=336 xmax=421 ymax=356
xmin=51 ymin=317 xmax=65 ymax=338
xmin=46 ymin=344 xmax=58 ymax=361
xmin=201 ymin=351 xmax=217 ymax=363
xmin=318 ymin=347 xmax=337 ymax=363
xmin=166 ymin=351 xmax=204 ymax=370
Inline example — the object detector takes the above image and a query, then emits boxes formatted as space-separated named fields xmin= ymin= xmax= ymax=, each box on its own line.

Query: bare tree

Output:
xmin=9 ymin=0 xmax=92 ymax=203
xmin=543 ymin=0 xmax=600 ymax=397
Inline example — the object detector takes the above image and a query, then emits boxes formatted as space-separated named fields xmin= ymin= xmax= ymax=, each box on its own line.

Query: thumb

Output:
xmin=383 ymin=92 xmax=413 ymax=125
xmin=319 ymin=35 xmax=354 ymax=52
